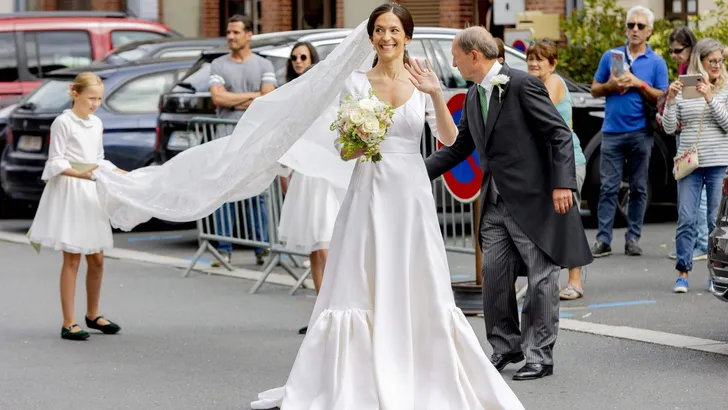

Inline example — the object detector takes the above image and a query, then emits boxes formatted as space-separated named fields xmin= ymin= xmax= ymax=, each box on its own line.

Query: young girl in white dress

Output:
xmin=29 ymin=72 xmax=127 ymax=341
xmin=278 ymin=42 xmax=347 ymax=335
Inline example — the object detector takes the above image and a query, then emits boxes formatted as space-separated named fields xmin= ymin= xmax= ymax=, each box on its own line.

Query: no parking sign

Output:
xmin=504 ymin=28 xmax=534 ymax=53
xmin=435 ymin=93 xmax=482 ymax=203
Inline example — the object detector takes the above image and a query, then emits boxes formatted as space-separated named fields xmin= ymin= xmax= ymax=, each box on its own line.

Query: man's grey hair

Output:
xmin=626 ymin=6 xmax=655 ymax=28
xmin=457 ymin=26 xmax=499 ymax=60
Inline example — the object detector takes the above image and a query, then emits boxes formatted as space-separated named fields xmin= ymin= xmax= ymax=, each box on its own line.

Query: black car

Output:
xmin=708 ymin=169 xmax=728 ymax=302
xmin=156 ymin=29 xmax=341 ymax=163
xmin=0 ymin=58 xmax=195 ymax=209
xmin=98 ymin=37 xmax=228 ymax=65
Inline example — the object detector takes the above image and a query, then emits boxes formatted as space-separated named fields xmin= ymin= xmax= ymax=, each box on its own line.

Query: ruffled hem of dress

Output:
xmin=278 ymin=237 xmax=331 ymax=254
xmin=250 ymin=307 xmax=524 ymax=410
xmin=28 ymin=236 xmax=112 ymax=255
xmin=251 ymin=308 xmax=373 ymax=410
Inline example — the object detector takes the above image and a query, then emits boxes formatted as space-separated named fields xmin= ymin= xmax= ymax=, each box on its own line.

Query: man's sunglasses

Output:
xmin=627 ymin=22 xmax=647 ymax=30
xmin=290 ymin=54 xmax=308 ymax=62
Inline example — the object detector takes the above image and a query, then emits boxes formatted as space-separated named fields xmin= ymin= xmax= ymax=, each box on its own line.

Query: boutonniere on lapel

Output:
xmin=490 ymin=74 xmax=510 ymax=103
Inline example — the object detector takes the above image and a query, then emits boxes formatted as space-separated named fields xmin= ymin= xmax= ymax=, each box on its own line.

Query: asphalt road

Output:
xmin=2 ymin=208 xmax=728 ymax=409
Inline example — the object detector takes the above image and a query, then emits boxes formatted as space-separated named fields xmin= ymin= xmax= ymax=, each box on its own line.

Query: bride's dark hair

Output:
xmin=367 ymin=3 xmax=415 ymax=68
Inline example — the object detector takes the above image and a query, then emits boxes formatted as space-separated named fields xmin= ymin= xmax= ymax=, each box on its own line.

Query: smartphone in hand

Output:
xmin=679 ymin=74 xmax=704 ymax=99
xmin=610 ymin=50 xmax=626 ymax=77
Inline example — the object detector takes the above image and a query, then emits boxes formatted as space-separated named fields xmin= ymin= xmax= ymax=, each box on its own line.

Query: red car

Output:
xmin=0 ymin=11 xmax=179 ymax=106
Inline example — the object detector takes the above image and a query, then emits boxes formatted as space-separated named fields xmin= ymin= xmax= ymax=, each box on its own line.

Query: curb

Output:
xmin=4 ymin=230 xmax=727 ymax=355
xmin=560 ymin=318 xmax=728 ymax=356
xmin=0 ymin=231 xmax=314 ymax=291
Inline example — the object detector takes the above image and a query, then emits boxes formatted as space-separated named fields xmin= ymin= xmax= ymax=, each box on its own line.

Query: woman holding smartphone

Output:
xmin=659 ymin=27 xmax=710 ymax=263
xmin=663 ymin=38 xmax=728 ymax=293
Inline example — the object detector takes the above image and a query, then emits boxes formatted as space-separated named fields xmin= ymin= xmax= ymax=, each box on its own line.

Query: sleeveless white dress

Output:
xmin=251 ymin=71 xmax=524 ymax=410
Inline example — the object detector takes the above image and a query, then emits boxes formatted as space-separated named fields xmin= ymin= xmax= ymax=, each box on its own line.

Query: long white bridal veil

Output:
xmin=94 ymin=20 xmax=374 ymax=231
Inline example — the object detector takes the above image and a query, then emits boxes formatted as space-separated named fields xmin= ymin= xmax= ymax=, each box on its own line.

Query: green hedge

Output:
xmin=555 ymin=0 xmax=728 ymax=84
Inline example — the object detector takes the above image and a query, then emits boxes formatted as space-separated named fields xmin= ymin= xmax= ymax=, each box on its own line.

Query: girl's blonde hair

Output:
xmin=688 ymin=38 xmax=728 ymax=90
xmin=69 ymin=72 xmax=103 ymax=105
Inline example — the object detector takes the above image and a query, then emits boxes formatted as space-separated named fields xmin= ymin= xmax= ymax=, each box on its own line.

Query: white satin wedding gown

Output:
xmin=251 ymin=70 xmax=524 ymax=410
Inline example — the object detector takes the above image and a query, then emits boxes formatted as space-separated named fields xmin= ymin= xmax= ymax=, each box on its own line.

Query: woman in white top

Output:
xmin=29 ymin=72 xmax=128 ymax=340
xmin=663 ymin=38 xmax=728 ymax=293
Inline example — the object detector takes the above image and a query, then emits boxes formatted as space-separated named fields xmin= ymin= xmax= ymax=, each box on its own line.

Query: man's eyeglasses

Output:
xmin=290 ymin=54 xmax=308 ymax=62
xmin=669 ymin=47 xmax=686 ymax=55
xmin=626 ymin=22 xmax=647 ymax=30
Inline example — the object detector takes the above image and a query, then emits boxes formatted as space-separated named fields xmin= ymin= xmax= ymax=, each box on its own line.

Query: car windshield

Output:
xmin=173 ymin=51 xmax=286 ymax=93
xmin=173 ymin=61 xmax=211 ymax=93
xmin=22 ymin=79 xmax=73 ymax=112
xmin=264 ymin=55 xmax=289 ymax=86
xmin=103 ymin=45 xmax=152 ymax=64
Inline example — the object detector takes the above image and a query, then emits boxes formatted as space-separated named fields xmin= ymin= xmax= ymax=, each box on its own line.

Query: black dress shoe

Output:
xmin=512 ymin=363 xmax=554 ymax=380
xmin=490 ymin=352 xmax=525 ymax=372
xmin=85 ymin=315 xmax=121 ymax=335
xmin=61 ymin=324 xmax=89 ymax=341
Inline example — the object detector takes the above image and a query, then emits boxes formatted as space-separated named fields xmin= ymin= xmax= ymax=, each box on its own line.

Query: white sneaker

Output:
xmin=211 ymin=252 xmax=231 ymax=267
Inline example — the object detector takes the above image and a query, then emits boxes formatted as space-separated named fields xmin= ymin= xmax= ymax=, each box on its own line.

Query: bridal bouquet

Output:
xmin=330 ymin=90 xmax=395 ymax=163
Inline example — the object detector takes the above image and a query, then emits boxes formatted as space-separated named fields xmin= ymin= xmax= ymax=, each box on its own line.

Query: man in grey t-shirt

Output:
xmin=208 ymin=14 xmax=277 ymax=266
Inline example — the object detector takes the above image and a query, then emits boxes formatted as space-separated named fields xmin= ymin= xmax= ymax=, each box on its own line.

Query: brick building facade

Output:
xmin=34 ymin=0 xmax=570 ymax=37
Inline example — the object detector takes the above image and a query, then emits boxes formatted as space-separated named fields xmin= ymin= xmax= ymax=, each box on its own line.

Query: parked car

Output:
xmin=0 ymin=58 xmax=195 ymax=208
xmin=0 ymin=11 xmax=179 ymax=106
xmin=708 ymin=170 xmax=728 ymax=302
xmin=98 ymin=37 xmax=228 ymax=65
xmin=156 ymin=29 xmax=606 ymax=207
xmin=0 ymin=102 xmax=16 ymax=216
xmin=156 ymin=29 xmax=341 ymax=163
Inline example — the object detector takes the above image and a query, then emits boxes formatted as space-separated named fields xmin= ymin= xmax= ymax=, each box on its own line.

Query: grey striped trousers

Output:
xmin=480 ymin=198 xmax=560 ymax=365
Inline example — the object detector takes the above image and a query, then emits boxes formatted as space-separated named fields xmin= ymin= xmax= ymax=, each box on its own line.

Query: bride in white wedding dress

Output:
xmin=88 ymin=3 xmax=524 ymax=409
xmin=250 ymin=4 xmax=524 ymax=410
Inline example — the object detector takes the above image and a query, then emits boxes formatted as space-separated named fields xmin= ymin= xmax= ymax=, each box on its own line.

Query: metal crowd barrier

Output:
xmin=182 ymin=117 xmax=486 ymax=295
xmin=182 ymin=117 xmax=313 ymax=295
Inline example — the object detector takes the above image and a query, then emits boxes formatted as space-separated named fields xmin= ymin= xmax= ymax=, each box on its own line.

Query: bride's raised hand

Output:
xmin=406 ymin=58 xmax=441 ymax=96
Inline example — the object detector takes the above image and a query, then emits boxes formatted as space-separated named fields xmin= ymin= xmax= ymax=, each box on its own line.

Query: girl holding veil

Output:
xmin=93 ymin=3 xmax=524 ymax=409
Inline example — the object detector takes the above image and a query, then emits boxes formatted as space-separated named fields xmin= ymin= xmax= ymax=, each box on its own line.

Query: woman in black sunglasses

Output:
xmin=669 ymin=27 xmax=698 ymax=76
xmin=285 ymin=41 xmax=320 ymax=83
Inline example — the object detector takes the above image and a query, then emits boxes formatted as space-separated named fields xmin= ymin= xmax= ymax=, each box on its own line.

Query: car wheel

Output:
xmin=0 ymin=184 xmax=15 ymax=219
xmin=616 ymin=179 xmax=653 ymax=224
xmin=584 ymin=150 xmax=653 ymax=228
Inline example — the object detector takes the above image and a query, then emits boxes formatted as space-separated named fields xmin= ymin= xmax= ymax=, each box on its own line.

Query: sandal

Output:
xmin=85 ymin=315 xmax=121 ymax=335
xmin=61 ymin=324 xmax=90 ymax=341
xmin=559 ymin=284 xmax=584 ymax=300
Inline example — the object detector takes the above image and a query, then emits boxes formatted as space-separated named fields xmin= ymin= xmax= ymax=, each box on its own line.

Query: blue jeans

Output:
xmin=675 ymin=166 xmax=725 ymax=272
xmin=596 ymin=130 xmax=653 ymax=244
xmin=214 ymin=197 xmax=268 ymax=256
xmin=695 ymin=187 xmax=709 ymax=253
xmin=676 ymin=135 xmax=709 ymax=253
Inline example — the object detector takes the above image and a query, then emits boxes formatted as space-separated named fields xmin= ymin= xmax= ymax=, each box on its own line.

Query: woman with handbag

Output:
xmin=659 ymin=27 xmax=710 ymax=263
xmin=663 ymin=38 xmax=728 ymax=293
